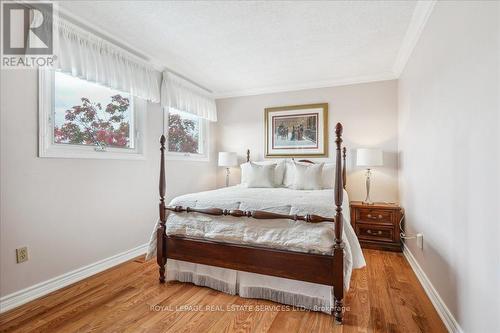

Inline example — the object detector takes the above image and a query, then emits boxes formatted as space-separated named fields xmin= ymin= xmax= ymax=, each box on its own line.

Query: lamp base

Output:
xmin=363 ymin=168 xmax=374 ymax=205
xmin=225 ymin=168 xmax=230 ymax=187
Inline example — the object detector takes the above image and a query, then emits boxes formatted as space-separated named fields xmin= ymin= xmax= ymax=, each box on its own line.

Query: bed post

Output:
xmin=333 ymin=123 xmax=345 ymax=324
xmin=342 ymin=147 xmax=347 ymax=189
xmin=157 ymin=135 xmax=167 ymax=283
xmin=246 ymin=149 xmax=250 ymax=162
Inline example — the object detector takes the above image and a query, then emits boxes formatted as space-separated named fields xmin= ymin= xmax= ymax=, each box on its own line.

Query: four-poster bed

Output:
xmin=156 ymin=123 xmax=349 ymax=323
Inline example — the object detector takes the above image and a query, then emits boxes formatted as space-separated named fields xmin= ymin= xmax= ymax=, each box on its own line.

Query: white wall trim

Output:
xmin=57 ymin=1 xmax=435 ymax=100
xmin=213 ymin=72 xmax=397 ymax=99
xmin=392 ymin=0 xmax=436 ymax=76
xmin=403 ymin=244 xmax=463 ymax=333
xmin=210 ymin=1 xmax=437 ymax=100
xmin=0 ymin=243 xmax=148 ymax=314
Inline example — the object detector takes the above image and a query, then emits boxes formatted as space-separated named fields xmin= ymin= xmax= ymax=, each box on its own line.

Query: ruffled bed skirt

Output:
xmin=166 ymin=259 xmax=333 ymax=314
xmin=238 ymin=286 xmax=332 ymax=314
xmin=167 ymin=270 xmax=237 ymax=295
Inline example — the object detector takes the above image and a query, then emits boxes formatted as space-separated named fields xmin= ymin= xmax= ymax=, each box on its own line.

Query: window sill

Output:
xmin=39 ymin=145 xmax=145 ymax=160
xmin=166 ymin=152 xmax=209 ymax=162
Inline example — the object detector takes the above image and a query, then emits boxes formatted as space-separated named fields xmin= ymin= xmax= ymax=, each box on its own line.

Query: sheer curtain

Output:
xmin=53 ymin=18 xmax=161 ymax=102
xmin=161 ymin=71 xmax=217 ymax=122
xmin=51 ymin=16 xmax=216 ymax=114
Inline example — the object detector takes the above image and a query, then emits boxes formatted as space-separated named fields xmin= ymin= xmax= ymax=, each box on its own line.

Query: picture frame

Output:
xmin=265 ymin=103 xmax=328 ymax=157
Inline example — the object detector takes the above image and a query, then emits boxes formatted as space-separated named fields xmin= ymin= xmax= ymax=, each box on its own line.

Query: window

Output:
xmin=166 ymin=108 xmax=208 ymax=161
xmin=39 ymin=70 xmax=145 ymax=159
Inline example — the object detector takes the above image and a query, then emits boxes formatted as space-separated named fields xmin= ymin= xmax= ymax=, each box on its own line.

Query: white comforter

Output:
xmin=146 ymin=186 xmax=366 ymax=313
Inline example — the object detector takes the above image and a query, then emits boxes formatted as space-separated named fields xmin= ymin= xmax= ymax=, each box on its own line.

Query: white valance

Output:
xmin=161 ymin=71 xmax=217 ymax=122
xmin=53 ymin=18 xmax=161 ymax=102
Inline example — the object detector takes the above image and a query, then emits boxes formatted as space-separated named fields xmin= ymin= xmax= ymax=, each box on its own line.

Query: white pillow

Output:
xmin=284 ymin=161 xmax=336 ymax=189
xmin=241 ymin=160 xmax=285 ymax=186
xmin=322 ymin=163 xmax=336 ymax=189
xmin=283 ymin=160 xmax=299 ymax=187
xmin=246 ymin=162 xmax=275 ymax=188
xmin=292 ymin=162 xmax=324 ymax=190
xmin=283 ymin=160 xmax=311 ymax=188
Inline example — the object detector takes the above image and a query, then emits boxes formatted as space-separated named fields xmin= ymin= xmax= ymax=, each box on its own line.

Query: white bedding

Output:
xmin=146 ymin=186 xmax=366 ymax=313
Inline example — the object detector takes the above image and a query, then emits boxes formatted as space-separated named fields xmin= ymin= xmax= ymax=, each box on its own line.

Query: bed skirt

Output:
xmin=165 ymin=259 xmax=333 ymax=314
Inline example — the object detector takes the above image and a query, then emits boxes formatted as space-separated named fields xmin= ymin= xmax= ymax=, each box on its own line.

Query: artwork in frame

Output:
xmin=265 ymin=103 xmax=328 ymax=157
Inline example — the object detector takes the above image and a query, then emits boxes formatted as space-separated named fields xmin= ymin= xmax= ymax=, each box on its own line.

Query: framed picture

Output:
xmin=265 ymin=103 xmax=328 ymax=158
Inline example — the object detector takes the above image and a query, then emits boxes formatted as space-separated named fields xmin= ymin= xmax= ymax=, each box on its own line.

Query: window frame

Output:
xmin=165 ymin=108 xmax=210 ymax=162
xmin=38 ymin=69 xmax=146 ymax=160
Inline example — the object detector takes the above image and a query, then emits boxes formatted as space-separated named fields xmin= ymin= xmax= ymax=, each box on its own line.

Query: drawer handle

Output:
xmin=367 ymin=214 xmax=377 ymax=219
xmin=366 ymin=229 xmax=383 ymax=235
xmin=378 ymin=214 xmax=383 ymax=219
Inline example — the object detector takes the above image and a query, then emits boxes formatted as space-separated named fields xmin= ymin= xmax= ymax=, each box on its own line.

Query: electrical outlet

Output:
xmin=16 ymin=247 xmax=28 ymax=263
xmin=416 ymin=233 xmax=423 ymax=250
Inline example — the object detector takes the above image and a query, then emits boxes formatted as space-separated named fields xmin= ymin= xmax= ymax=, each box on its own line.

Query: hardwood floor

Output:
xmin=0 ymin=250 xmax=447 ymax=332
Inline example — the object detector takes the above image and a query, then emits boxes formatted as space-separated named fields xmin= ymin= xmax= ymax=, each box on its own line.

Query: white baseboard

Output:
xmin=0 ymin=243 xmax=148 ymax=313
xmin=402 ymin=244 xmax=463 ymax=333
xmin=0 ymin=241 xmax=465 ymax=331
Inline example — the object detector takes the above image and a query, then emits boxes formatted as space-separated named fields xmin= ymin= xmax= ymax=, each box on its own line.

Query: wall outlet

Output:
xmin=16 ymin=247 xmax=28 ymax=263
xmin=416 ymin=233 xmax=424 ymax=250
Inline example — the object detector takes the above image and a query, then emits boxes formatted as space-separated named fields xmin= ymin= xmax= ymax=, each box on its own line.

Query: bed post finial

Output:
xmin=246 ymin=149 xmax=250 ymax=163
xmin=335 ymin=122 xmax=343 ymax=137
xmin=342 ymin=147 xmax=347 ymax=189
xmin=157 ymin=135 xmax=167 ymax=283
xmin=333 ymin=122 xmax=344 ymax=324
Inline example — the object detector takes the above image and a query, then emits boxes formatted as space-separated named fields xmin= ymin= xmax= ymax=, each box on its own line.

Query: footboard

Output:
xmin=167 ymin=236 xmax=335 ymax=285
xmin=156 ymin=123 xmax=346 ymax=323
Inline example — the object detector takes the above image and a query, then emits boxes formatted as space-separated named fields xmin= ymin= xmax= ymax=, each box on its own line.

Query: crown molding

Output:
xmin=56 ymin=2 xmax=436 ymax=100
xmin=213 ymin=72 xmax=397 ymax=99
xmin=393 ymin=0 xmax=436 ymax=76
xmin=214 ymin=1 xmax=436 ymax=99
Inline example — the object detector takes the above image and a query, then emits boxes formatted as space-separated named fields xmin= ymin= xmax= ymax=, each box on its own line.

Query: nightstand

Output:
xmin=350 ymin=201 xmax=404 ymax=252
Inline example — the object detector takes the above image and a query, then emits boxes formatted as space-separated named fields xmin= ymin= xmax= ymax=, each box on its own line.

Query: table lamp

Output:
xmin=356 ymin=148 xmax=383 ymax=205
xmin=218 ymin=152 xmax=238 ymax=187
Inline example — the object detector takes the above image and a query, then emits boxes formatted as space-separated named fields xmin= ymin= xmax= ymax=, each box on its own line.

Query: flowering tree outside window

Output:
xmin=54 ymin=95 xmax=131 ymax=148
xmin=168 ymin=109 xmax=200 ymax=154
xmin=53 ymin=71 xmax=134 ymax=150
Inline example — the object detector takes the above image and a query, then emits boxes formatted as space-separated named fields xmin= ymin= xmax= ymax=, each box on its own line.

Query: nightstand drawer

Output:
xmin=356 ymin=224 xmax=394 ymax=242
xmin=356 ymin=208 xmax=394 ymax=224
xmin=350 ymin=201 xmax=402 ymax=252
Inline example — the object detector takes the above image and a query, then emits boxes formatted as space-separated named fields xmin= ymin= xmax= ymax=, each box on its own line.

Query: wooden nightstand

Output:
xmin=350 ymin=201 xmax=404 ymax=252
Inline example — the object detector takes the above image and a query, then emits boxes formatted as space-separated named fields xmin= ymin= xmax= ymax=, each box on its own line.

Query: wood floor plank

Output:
xmin=0 ymin=250 xmax=447 ymax=333
xmin=171 ymin=291 xmax=237 ymax=333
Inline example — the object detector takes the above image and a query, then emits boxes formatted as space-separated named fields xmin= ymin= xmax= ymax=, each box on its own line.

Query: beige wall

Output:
xmin=0 ymin=69 xmax=216 ymax=297
xmin=215 ymin=80 xmax=399 ymax=203
xmin=398 ymin=1 xmax=499 ymax=332
xmin=1 ymin=70 xmax=397 ymax=299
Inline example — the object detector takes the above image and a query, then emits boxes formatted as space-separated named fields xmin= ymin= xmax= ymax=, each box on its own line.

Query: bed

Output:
xmin=147 ymin=123 xmax=365 ymax=323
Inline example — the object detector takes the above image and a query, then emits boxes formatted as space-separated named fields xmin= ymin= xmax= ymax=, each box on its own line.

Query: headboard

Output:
xmin=245 ymin=147 xmax=347 ymax=189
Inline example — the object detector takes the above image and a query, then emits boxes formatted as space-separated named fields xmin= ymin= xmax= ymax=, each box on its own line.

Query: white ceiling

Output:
xmin=59 ymin=1 xmax=434 ymax=98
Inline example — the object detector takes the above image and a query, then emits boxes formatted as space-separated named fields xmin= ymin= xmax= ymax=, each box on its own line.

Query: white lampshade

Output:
xmin=218 ymin=152 xmax=238 ymax=167
xmin=356 ymin=148 xmax=383 ymax=167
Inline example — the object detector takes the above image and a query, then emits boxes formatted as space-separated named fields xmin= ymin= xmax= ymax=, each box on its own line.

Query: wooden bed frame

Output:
xmin=156 ymin=123 xmax=348 ymax=323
